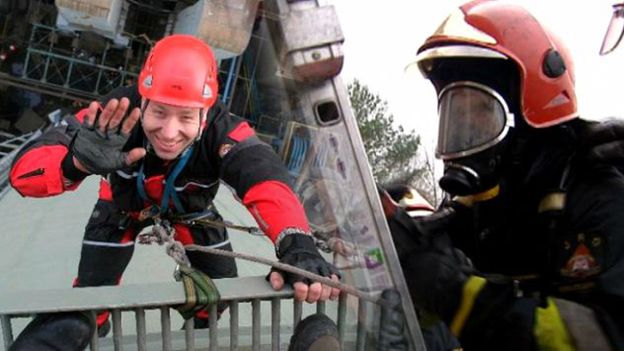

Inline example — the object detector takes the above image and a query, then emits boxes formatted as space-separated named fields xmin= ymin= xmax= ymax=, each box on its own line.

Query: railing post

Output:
xmin=293 ymin=300 xmax=302 ymax=328
xmin=1 ymin=315 xmax=13 ymax=350
xmin=209 ymin=303 xmax=218 ymax=351
xmin=161 ymin=307 xmax=172 ymax=351
xmin=316 ymin=300 xmax=326 ymax=315
xmin=271 ymin=297 xmax=281 ymax=351
xmin=89 ymin=311 xmax=99 ymax=351
xmin=112 ymin=309 xmax=123 ymax=351
xmin=337 ymin=293 xmax=347 ymax=347
xmin=229 ymin=301 xmax=239 ymax=351
xmin=184 ymin=318 xmax=194 ymax=351
xmin=356 ymin=299 xmax=367 ymax=351
xmin=252 ymin=299 xmax=261 ymax=351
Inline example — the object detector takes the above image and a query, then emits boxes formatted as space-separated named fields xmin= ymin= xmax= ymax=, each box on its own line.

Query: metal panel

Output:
xmin=329 ymin=75 xmax=427 ymax=349
xmin=56 ymin=0 xmax=123 ymax=35
xmin=175 ymin=0 xmax=260 ymax=58
xmin=280 ymin=6 xmax=343 ymax=51
xmin=264 ymin=1 xmax=344 ymax=82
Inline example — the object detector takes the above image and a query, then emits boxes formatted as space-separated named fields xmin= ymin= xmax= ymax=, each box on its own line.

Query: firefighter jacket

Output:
xmin=442 ymin=126 xmax=624 ymax=350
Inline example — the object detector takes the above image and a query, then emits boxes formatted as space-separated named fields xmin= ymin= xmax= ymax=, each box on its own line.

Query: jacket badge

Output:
xmin=560 ymin=234 xmax=602 ymax=279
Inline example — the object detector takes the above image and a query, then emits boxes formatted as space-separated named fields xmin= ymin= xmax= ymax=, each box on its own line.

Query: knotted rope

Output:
xmin=137 ymin=219 xmax=381 ymax=304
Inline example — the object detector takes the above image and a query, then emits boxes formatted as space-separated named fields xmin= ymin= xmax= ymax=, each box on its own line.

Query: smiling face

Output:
xmin=141 ymin=100 xmax=204 ymax=160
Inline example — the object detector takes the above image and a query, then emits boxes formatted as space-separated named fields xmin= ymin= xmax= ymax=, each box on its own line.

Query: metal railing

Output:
xmin=0 ymin=276 xmax=377 ymax=351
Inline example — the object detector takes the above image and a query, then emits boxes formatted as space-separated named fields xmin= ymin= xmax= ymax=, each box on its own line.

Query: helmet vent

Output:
xmin=202 ymin=84 xmax=213 ymax=98
xmin=143 ymin=75 xmax=153 ymax=88
xmin=543 ymin=49 xmax=566 ymax=78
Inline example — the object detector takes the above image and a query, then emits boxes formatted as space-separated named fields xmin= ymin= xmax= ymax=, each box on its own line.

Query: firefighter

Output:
xmin=9 ymin=34 xmax=339 ymax=350
xmin=388 ymin=0 xmax=624 ymax=349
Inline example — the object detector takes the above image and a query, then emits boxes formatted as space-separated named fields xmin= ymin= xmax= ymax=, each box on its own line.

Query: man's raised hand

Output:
xmin=71 ymin=98 xmax=146 ymax=175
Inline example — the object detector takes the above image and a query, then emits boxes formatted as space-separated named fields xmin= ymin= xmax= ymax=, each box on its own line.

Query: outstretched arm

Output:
xmin=213 ymin=112 xmax=340 ymax=302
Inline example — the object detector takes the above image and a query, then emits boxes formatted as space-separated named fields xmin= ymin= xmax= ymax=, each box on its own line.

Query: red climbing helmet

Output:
xmin=138 ymin=34 xmax=219 ymax=109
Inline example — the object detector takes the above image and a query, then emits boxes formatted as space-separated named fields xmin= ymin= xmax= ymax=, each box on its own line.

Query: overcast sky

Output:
xmin=332 ymin=0 xmax=624 ymax=159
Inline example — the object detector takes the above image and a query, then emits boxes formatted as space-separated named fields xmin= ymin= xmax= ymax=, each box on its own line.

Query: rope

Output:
xmin=185 ymin=244 xmax=380 ymax=304
xmin=138 ymin=219 xmax=191 ymax=268
xmin=138 ymin=220 xmax=382 ymax=305
xmin=177 ymin=215 xmax=355 ymax=255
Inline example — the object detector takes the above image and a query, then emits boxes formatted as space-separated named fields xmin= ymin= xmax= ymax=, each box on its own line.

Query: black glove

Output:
xmin=388 ymin=204 xmax=473 ymax=323
xmin=71 ymin=109 xmax=133 ymax=176
xmin=273 ymin=233 xmax=340 ymax=286
xmin=582 ymin=119 xmax=624 ymax=164
xmin=175 ymin=265 xmax=221 ymax=320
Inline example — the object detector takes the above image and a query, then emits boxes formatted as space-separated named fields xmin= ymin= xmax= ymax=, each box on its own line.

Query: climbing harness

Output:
xmin=132 ymin=144 xmax=384 ymax=305
xmin=136 ymin=146 xmax=194 ymax=216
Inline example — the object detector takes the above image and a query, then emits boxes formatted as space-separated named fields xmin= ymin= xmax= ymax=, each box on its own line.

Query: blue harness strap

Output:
xmin=136 ymin=146 xmax=194 ymax=215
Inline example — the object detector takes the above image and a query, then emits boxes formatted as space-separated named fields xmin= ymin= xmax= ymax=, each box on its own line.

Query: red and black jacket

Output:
xmin=10 ymin=85 xmax=310 ymax=242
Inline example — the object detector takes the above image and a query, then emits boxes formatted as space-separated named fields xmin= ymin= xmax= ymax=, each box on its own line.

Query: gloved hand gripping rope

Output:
xmin=140 ymin=219 xmax=383 ymax=306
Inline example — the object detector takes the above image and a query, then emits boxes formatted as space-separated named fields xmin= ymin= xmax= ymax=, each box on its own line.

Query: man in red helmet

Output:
xmin=385 ymin=1 xmax=624 ymax=350
xmin=8 ymin=34 xmax=339 ymax=350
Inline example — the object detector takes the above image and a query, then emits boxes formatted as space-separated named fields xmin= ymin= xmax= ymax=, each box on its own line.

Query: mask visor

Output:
xmin=436 ymin=82 xmax=513 ymax=160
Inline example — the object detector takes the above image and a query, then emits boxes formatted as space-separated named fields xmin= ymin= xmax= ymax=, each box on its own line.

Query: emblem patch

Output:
xmin=560 ymin=239 xmax=602 ymax=279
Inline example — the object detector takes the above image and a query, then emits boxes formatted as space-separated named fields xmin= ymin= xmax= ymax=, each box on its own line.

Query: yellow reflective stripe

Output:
xmin=537 ymin=192 xmax=566 ymax=213
xmin=534 ymin=298 xmax=575 ymax=351
xmin=453 ymin=184 xmax=500 ymax=207
xmin=450 ymin=275 xmax=487 ymax=336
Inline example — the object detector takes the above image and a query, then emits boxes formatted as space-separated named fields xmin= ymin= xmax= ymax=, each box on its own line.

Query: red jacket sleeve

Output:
xmin=9 ymin=109 xmax=89 ymax=197
xmin=10 ymin=145 xmax=80 ymax=197
xmin=243 ymin=180 xmax=311 ymax=242
xmin=208 ymin=104 xmax=312 ymax=242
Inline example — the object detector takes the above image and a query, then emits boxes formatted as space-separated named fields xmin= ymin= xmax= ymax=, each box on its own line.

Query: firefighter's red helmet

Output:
xmin=415 ymin=0 xmax=577 ymax=128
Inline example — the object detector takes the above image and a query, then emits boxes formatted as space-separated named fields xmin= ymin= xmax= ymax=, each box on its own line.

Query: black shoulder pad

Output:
xmin=220 ymin=136 xmax=293 ymax=198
